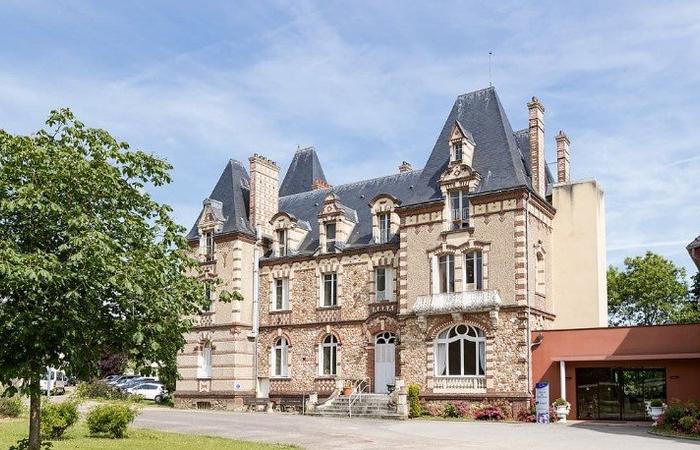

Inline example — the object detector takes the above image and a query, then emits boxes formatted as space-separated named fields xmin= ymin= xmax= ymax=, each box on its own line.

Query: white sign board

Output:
xmin=535 ymin=382 xmax=550 ymax=424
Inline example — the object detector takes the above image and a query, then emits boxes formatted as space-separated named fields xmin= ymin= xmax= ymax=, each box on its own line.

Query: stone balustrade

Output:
xmin=412 ymin=290 xmax=502 ymax=316
xmin=433 ymin=375 xmax=486 ymax=393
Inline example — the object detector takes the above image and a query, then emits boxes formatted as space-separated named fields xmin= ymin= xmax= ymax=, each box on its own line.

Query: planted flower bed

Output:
xmin=653 ymin=400 xmax=700 ymax=439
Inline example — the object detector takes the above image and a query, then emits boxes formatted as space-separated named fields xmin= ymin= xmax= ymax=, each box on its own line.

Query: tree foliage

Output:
xmin=607 ymin=252 xmax=695 ymax=326
xmin=0 ymin=109 xmax=224 ymax=447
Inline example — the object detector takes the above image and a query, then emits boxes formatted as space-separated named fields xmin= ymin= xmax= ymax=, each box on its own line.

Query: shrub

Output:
xmin=552 ymin=398 xmax=569 ymax=408
xmin=659 ymin=400 xmax=699 ymax=431
xmin=86 ymin=403 xmax=139 ymax=438
xmin=517 ymin=404 xmax=536 ymax=423
xmin=407 ymin=384 xmax=421 ymax=418
xmin=76 ymin=381 xmax=130 ymax=401
xmin=0 ymin=396 xmax=23 ymax=418
xmin=649 ymin=399 xmax=664 ymax=408
xmin=454 ymin=401 xmax=471 ymax=418
xmin=679 ymin=416 xmax=697 ymax=433
xmin=474 ymin=405 xmax=505 ymax=421
xmin=9 ymin=437 xmax=53 ymax=450
xmin=41 ymin=401 xmax=79 ymax=439
xmin=422 ymin=402 xmax=443 ymax=417
xmin=442 ymin=402 xmax=459 ymax=418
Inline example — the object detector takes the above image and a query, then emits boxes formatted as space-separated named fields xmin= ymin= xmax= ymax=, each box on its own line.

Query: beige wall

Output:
xmin=551 ymin=180 xmax=607 ymax=329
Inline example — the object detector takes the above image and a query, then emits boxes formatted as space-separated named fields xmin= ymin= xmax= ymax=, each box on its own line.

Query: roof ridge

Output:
xmin=457 ymin=86 xmax=495 ymax=98
xmin=280 ymin=169 xmax=423 ymax=200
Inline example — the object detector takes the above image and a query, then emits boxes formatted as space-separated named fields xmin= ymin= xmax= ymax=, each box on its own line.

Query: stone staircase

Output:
xmin=309 ymin=394 xmax=404 ymax=419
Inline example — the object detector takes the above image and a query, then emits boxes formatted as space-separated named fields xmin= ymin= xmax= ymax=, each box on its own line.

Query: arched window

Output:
xmin=536 ymin=251 xmax=546 ymax=296
xmin=271 ymin=337 xmax=289 ymax=377
xmin=197 ymin=342 xmax=212 ymax=379
xmin=319 ymin=334 xmax=338 ymax=376
xmin=434 ymin=325 xmax=485 ymax=377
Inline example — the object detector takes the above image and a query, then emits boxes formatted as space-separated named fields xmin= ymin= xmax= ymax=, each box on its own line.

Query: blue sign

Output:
xmin=535 ymin=382 xmax=550 ymax=424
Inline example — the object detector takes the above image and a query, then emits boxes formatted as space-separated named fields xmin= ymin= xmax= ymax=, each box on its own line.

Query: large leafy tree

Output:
xmin=0 ymin=109 xmax=217 ymax=449
xmin=607 ymin=252 xmax=694 ymax=326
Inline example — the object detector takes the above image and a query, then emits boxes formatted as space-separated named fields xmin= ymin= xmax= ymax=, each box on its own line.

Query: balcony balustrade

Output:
xmin=412 ymin=290 xmax=501 ymax=316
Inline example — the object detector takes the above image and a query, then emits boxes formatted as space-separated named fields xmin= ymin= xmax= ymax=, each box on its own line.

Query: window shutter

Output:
xmin=431 ymin=256 xmax=439 ymax=294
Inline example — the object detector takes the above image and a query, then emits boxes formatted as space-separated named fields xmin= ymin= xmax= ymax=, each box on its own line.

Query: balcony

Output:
xmin=433 ymin=375 xmax=486 ymax=393
xmin=412 ymin=290 xmax=502 ymax=316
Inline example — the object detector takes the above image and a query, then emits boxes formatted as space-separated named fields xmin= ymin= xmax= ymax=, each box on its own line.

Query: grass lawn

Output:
xmin=0 ymin=418 xmax=299 ymax=450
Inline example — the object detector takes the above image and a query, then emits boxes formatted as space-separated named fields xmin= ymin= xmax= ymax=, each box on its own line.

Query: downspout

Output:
xmin=525 ymin=192 xmax=532 ymax=398
xmin=251 ymin=226 xmax=261 ymax=396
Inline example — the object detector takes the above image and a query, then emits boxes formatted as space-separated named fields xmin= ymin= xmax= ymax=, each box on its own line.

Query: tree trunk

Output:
xmin=28 ymin=376 xmax=41 ymax=450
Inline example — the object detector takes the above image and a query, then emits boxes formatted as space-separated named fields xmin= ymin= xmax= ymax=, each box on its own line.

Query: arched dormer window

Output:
xmin=434 ymin=324 xmax=485 ymax=377
xmin=269 ymin=211 xmax=310 ymax=257
xmin=368 ymin=193 xmax=400 ymax=244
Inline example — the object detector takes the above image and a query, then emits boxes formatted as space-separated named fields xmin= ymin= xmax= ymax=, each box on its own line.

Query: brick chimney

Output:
xmin=555 ymin=130 xmax=570 ymax=184
xmin=527 ymin=96 xmax=546 ymax=196
xmin=399 ymin=161 xmax=412 ymax=173
xmin=249 ymin=154 xmax=279 ymax=238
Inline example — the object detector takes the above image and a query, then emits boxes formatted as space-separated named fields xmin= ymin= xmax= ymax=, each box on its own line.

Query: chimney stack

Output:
xmin=527 ymin=96 xmax=546 ymax=196
xmin=249 ymin=153 xmax=279 ymax=238
xmin=399 ymin=161 xmax=412 ymax=173
xmin=555 ymin=130 xmax=570 ymax=184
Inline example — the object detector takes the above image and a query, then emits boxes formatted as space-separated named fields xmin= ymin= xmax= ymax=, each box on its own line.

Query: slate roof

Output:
xmin=189 ymin=87 xmax=555 ymax=250
xmin=689 ymin=236 xmax=700 ymax=250
xmin=279 ymin=146 xmax=328 ymax=196
xmin=186 ymin=160 xmax=254 ymax=240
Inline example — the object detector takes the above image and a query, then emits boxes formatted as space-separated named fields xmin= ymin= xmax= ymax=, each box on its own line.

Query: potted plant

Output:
xmin=648 ymin=399 xmax=665 ymax=421
xmin=342 ymin=380 xmax=354 ymax=396
xmin=552 ymin=398 xmax=571 ymax=423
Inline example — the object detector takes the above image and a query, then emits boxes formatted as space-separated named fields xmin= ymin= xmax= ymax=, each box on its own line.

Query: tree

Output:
xmin=607 ymin=252 xmax=692 ymax=326
xmin=0 ymin=109 xmax=228 ymax=449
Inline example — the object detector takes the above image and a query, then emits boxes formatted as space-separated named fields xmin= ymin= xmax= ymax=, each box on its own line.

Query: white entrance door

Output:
xmin=375 ymin=332 xmax=396 ymax=394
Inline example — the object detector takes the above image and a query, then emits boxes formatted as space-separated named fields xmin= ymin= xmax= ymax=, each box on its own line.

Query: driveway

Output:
xmin=134 ymin=409 xmax=700 ymax=449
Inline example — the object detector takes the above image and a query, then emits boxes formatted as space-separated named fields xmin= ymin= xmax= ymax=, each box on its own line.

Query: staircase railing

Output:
xmin=348 ymin=377 xmax=370 ymax=417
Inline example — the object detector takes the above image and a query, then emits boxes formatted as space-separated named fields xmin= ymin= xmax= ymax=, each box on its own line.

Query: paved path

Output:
xmin=134 ymin=408 xmax=700 ymax=449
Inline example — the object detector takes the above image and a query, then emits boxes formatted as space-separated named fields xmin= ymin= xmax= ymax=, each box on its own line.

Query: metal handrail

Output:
xmin=348 ymin=377 xmax=370 ymax=417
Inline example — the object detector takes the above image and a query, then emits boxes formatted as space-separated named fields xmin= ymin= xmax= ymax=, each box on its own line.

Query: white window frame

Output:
xmin=377 ymin=213 xmax=390 ymax=243
xmin=453 ymin=140 xmax=463 ymax=162
xmin=319 ymin=335 xmax=338 ymax=376
xmin=271 ymin=337 xmax=289 ymax=378
xmin=272 ymin=278 xmax=290 ymax=311
xmin=449 ymin=190 xmax=470 ymax=229
xmin=434 ymin=325 xmax=485 ymax=377
xmin=277 ymin=229 xmax=288 ymax=256
xmin=321 ymin=273 xmax=338 ymax=307
xmin=374 ymin=267 xmax=393 ymax=301
xmin=204 ymin=231 xmax=215 ymax=261
xmin=198 ymin=343 xmax=212 ymax=379
xmin=325 ymin=222 xmax=336 ymax=252
xmin=437 ymin=255 xmax=455 ymax=294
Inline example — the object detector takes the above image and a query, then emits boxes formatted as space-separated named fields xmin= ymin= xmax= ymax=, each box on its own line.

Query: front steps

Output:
xmin=309 ymin=394 xmax=404 ymax=419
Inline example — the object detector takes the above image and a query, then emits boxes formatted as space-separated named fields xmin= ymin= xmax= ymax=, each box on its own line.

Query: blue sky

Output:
xmin=1 ymin=0 xmax=699 ymax=276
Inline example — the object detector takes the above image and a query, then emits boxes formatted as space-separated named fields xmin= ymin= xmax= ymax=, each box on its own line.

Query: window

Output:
xmin=439 ymin=255 xmax=455 ymax=293
xmin=271 ymin=337 xmax=289 ymax=377
xmin=204 ymin=282 xmax=214 ymax=312
xmin=322 ymin=273 xmax=337 ymax=306
xmin=204 ymin=231 xmax=215 ymax=261
xmin=434 ymin=325 xmax=485 ymax=377
xmin=320 ymin=335 xmax=338 ymax=376
xmin=277 ymin=229 xmax=288 ymax=256
xmin=325 ymin=223 xmax=336 ymax=252
xmin=273 ymin=278 xmax=289 ymax=311
xmin=454 ymin=141 xmax=463 ymax=161
xmin=198 ymin=343 xmax=212 ymax=379
xmin=464 ymin=251 xmax=483 ymax=290
xmin=375 ymin=267 xmax=393 ymax=301
xmin=449 ymin=190 xmax=470 ymax=229
xmin=378 ymin=213 xmax=390 ymax=243
xmin=536 ymin=252 xmax=546 ymax=296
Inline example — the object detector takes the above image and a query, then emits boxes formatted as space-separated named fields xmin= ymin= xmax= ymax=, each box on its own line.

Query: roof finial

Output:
xmin=488 ymin=51 xmax=493 ymax=87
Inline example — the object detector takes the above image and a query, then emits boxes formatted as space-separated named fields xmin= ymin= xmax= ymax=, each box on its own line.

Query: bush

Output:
xmin=442 ymin=402 xmax=459 ymax=418
xmin=407 ymin=384 xmax=421 ymax=418
xmin=86 ymin=403 xmax=139 ymax=438
xmin=41 ymin=401 xmax=79 ymax=439
xmin=659 ymin=400 xmax=698 ymax=431
xmin=474 ymin=405 xmax=505 ymax=421
xmin=76 ymin=381 xmax=130 ymax=401
xmin=649 ymin=399 xmax=664 ymax=408
xmin=454 ymin=401 xmax=471 ymax=418
xmin=0 ymin=396 xmax=23 ymax=418
xmin=552 ymin=398 xmax=569 ymax=408
xmin=422 ymin=402 xmax=443 ymax=417
xmin=517 ymin=404 xmax=536 ymax=423
xmin=679 ymin=416 xmax=697 ymax=433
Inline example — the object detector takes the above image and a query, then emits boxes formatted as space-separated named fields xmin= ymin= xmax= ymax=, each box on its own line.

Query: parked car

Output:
xmin=117 ymin=377 xmax=156 ymax=391
xmin=102 ymin=374 xmax=121 ymax=383
xmin=108 ymin=374 xmax=138 ymax=386
xmin=40 ymin=368 xmax=67 ymax=395
xmin=127 ymin=382 xmax=167 ymax=401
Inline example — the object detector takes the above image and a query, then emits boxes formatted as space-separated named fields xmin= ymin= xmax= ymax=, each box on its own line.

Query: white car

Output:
xmin=127 ymin=382 xmax=166 ymax=401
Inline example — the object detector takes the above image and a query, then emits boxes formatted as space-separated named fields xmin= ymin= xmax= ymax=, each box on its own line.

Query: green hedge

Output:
xmin=86 ymin=403 xmax=139 ymax=438
xmin=41 ymin=401 xmax=79 ymax=439
xmin=0 ymin=396 xmax=23 ymax=418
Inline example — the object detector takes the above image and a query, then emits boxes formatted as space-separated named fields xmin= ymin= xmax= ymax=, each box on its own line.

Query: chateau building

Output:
xmin=175 ymin=87 xmax=607 ymax=411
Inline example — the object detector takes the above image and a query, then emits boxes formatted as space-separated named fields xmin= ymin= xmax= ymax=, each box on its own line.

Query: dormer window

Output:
xmin=277 ymin=229 xmax=288 ymax=256
xmin=378 ymin=213 xmax=390 ymax=244
xmin=204 ymin=231 xmax=215 ymax=261
xmin=449 ymin=190 xmax=470 ymax=229
xmin=454 ymin=141 xmax=463 ymax=161
xmin=325 ymin=222 xmax=336 ymax=252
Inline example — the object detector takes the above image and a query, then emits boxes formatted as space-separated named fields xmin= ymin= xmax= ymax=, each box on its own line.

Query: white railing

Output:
xmin=433 ymin=376 xmax=486 ymax=392
xmin=412 ymin=290 xmax=502 ymax=316
xmin=348 ymin=377 xmax=370 ymax=417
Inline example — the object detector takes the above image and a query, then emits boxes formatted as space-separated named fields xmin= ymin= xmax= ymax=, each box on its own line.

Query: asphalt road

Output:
xmin=133 ymin=408 xmax=699 ymax=449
